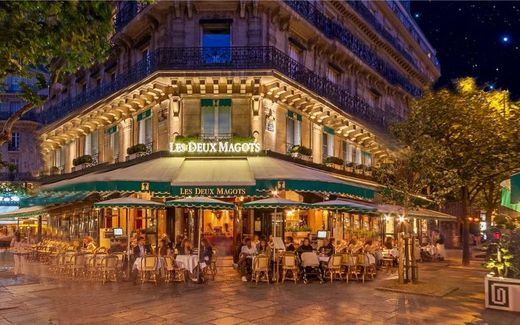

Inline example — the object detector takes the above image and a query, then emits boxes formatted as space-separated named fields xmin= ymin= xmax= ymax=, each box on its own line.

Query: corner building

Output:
xmin=33 ymin=1 xmax=440 ymax=251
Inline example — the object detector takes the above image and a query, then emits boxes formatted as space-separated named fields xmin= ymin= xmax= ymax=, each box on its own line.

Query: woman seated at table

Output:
xmin=157 ymin=238 xmax=169 ymax=257
xmin=133 ymin=236 xmax=152 ymax=258
xmin=82 ymin=236 xmax=96 ymax=252
xmin=239 ymin=238 xmax=257 ymax=282
xmin=296 ymin=238 xmax=314 ymax=257
xmin=200 ymin=238 xmax=213 ymax=264
xmin=318 ymin=239 xmax=334 ymax=257
xmin=256 ymin=238 xmax=272 ymax=258
xmin=178 ymin=239 xmax=194 ymax=255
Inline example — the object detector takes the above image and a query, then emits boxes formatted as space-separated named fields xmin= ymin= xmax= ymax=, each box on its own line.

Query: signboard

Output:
xmin=171 ymin=186 xmax=260 ymax=197
xmin=169 ymin=141 xmax=261 ymax=154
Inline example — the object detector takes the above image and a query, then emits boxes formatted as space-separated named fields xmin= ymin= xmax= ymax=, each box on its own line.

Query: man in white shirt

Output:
xmin=239 ymin=238 xmax=257 ymax=282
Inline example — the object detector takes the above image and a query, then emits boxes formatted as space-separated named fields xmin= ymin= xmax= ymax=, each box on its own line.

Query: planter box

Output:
xmin=72 ymin=163 xmax=88 ymax=172
xmin=295 ymin=231 xmax=310 ymax=238
xmin=126 ymin=152 xmax=145 ymax=161
xmin=291 ymin=152 xmax=312 ymax=162
xmin=485 ymin=275 xmax=520 ymax=311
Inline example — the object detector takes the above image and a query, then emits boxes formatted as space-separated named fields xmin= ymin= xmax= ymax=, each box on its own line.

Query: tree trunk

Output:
xmin=0 ymin=102 xmax=34 ymax=145
xmin=461 ymin=187 xmax=471 ymax=266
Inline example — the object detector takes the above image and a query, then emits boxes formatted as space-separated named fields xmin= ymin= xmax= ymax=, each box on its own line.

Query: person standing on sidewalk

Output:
xmin=10 ymin=232 xmax=27 ymax=276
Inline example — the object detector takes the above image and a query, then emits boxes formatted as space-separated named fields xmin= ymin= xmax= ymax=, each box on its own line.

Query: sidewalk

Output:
xmin=1 ymin=250 xmax=519 ymax=325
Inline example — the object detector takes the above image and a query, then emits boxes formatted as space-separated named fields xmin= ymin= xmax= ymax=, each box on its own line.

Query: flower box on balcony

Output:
xmin=72 ymin=155 xmax=93 ymax=172
xmin=324 ymin=156 xmax=344 ymax=169
xmin=126 ymin=144 xmax=147 ymax=161
xmin=290 ymin=145 xmax=313 ymax=161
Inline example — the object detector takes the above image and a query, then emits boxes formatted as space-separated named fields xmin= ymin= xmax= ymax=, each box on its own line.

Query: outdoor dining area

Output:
xmin=22 ymin=195 xmax=393 ymax=287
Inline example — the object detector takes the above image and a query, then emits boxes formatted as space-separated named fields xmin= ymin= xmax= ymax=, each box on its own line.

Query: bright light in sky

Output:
xmin=502 ymin=35 xmax=510 ymax=43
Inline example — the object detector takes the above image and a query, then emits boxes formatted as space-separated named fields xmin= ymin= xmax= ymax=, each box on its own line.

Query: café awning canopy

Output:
xmin=312 ymin=199 xmax=377 ymax=213
xmin=20 ymin=191 xmax=93 ymax=208
xmin=166 ymin=197 xmax=235 ymax=210
xmin=243 ymin=197 xmax=309 ymax=209
xmin=94 ymin=197 xmax=164 ymax=209
xmin=0 ymin=206 xmax=47 ymax=219
xmin=41 ymin=157 xmax=377 ymax=199
xmin=377 ymin=204 xmax=457 ymax=221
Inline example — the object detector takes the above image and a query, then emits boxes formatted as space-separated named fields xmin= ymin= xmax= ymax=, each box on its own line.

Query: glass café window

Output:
xmin=201 ymin=99 xmax=232 ymax=140
xmin=138 ymin=109 xmax=153 ymax=145
xmin=322 ymin=130 xmax=334 ymax=158
xmin=362 ymin=151 xmax=373 ymax=167
xmin=84 ymin=132 xmax=98 ymax=156
xmin=326 ymin=65 xmax=340 ymax=83
xmin=342 ymin=141 xmax=353 ymax=163
xmin=202 ymin=22 xmax=231 ymax=64
xmin=286 ymin=111 xmax=302 ymax=151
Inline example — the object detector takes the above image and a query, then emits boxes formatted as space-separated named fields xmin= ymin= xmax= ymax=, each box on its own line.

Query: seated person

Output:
xmin=178 ymin=239 xmax=193 ymax=255
xmin=256 ymin=238 xmax=272 ymax=259
xmin=82 ymin=236 xmax=96 ymax=252
xmin=318 ymin=239 xmax=334 ymax=257
xmin=296 ymin=238 xmax=314 ymax=256
xmin=285 ymin=236 xmax=296 ymax=252
xmin=200 ymin=238 xmax=213 ymax=264
xmin=157 ymin=239 xmax=169 ymax=257
xmin=133 ymin=237 xmax=151 ymax=258
xmin=239 ymin=238 xmax=257 ymax=282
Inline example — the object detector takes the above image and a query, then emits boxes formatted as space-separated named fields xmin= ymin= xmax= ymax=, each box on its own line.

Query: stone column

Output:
xmin=168 ymin=96 xmax=182 ymax=144
xmin=250 ymin=95 xmax=263 ymax=147
xmin=312 ymin=123 xmax=322 ymax=164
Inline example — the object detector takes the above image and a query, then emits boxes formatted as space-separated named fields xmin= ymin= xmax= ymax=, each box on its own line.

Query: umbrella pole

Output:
xmin=274 ymin=207 xmax=278 ymax=283
xmin=126 ymin=207 xmax=130 ymax=279
xmin=197 ymin=208 xmax=202 ymax=282
xmin=155 ymin=209 xmax=158 ymax=255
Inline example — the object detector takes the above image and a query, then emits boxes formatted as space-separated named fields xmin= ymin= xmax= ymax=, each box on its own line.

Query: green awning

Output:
xmin=166 ymin=197 xmax=235 ymax=210
xmin=324 ymin=126 xmax=335 ymax=135
xmin=501 ymin=186 xmax=520 ymax=213
xmin=201 ymin=99 xmax=232 ymax=107
xmin=41 ymin=157 xmax=377 ymax=200
xmin=0 ymin=206 xmax=47 ymax=219
xmin=20 ymin=192 xmax=92 ymax=208
xmin=94 ymin=197 xmax=164 ymax=209
xmin=312 ymin=199 xmax=377 ymax=213
xmin=243 ymin=197 xmax=309 ymax=209
xmin=512 ymin=173 xmax=520 ymax=204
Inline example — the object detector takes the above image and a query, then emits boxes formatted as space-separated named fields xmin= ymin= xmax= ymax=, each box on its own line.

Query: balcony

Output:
xmin=40 ymin=47 xmax=403 ymax=131
xmin=114 ymin=1 xmax=148 ymax=33
xmin=284 ymin=0 xmax=422 ymax=97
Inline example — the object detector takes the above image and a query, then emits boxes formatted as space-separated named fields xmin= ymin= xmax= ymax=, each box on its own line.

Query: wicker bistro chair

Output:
xmin=204 ymin=249 xmax=218 ymax=280
xmin=300 ymin=252 xmax=324 ymax=284
xmin=353 ymin=253 xmax=376 ymax=283
xmin=70 ymin=254 xmax=86 ymax=278
xmin=341 ymin=253 xmax=357 ymax=284
xmin=163 ymin=256 xmax=175 ymax=284
xmin=99 ymin=255 xmax=119 ymax=284
xmin=324 ymin=254 xmax=343 ymax=283
xmin=84 ymin=253 xmax=96 ymax=279
xmin=140 ymin=256 xmax=158 ymax=285
xmin=252 ymin=254 xmax=270 ymax=284
xmin=281 ymin=252 xmax=299 ymax=284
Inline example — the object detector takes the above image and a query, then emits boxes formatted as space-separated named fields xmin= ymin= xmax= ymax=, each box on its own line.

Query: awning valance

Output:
xmin=377 ymin=204 xmax=457 ymax=221
xmin=41 ymin=157 xmax=377 ymax=199
xmin=94 ymin=197 xmax=164 ymax=209
xmin=166 ymin=197 xmax=235 ymax=210
xmin=0 ymin=206 xmax=47 ymax=219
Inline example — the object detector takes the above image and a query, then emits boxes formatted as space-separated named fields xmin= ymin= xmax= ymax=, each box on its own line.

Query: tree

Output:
xmin=391 ymin=78 xmax=520 ymax=265
xmin=0 ymin=0 xmax=114 ymax=144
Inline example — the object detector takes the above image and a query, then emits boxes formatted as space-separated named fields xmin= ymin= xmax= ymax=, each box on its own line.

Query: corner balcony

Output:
xmin=40 ymin=46 xmax=403 ymax=132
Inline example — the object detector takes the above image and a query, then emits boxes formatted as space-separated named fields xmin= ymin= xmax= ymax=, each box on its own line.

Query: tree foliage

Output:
xmin=388 ymin=77 xmax=520 ymax=265
xmin=0 ymin=0 xmax=114 ymax=142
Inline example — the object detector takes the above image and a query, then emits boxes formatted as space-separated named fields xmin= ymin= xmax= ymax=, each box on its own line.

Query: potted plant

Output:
xmin=294 ymin=225 xmax=311 ymax=238
xmin=72 ymin=154 xmax=93 ymax=171
xmin=126 ymin=143 xmax=147 ymax=160
xmin=324 ymin=156 xmax=344 ymax=169
xmin=50 ymin=166 xmax=60 ymax=175
xmin=484 ymin=229 xmax=520 ymax=311
xmin=290 ymin=145 xmax=313 ymax=161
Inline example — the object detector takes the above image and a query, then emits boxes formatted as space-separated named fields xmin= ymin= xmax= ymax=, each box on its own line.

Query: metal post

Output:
xmin=37 ymin=215 xmax=42 ymax=242
xmin=126 ymin=207 xmax=130 ymax=279
xmin=274 ymin=207 xmax=278 ymax=283
xmin=196 ymin=208 xmax=202 ymax=282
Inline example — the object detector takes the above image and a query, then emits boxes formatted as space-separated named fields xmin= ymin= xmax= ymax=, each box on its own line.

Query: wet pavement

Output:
xmin=1 ymin=249 xmax=519 ymax=325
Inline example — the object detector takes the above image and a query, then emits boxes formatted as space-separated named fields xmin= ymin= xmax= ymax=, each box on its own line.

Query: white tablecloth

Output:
xmin=318 ymin=256 xmax=330 ymax=263
xmin=175 ymin=255 xmax=200 ymax=272
xmin=133 ymin=257 xmax=163 ymax=271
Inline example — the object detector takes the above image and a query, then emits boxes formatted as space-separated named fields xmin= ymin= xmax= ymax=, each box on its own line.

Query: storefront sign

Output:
xmin=169 ymin=141 xmax=261 ymax=154
xmin=179 ymin=187 xmax=247 ymax=196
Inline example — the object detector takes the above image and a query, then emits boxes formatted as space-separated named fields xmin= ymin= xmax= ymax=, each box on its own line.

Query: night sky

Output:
xmin=412 ymin=1 xmax=520 ymax=99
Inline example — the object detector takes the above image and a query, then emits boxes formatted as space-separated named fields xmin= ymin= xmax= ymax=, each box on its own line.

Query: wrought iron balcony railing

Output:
xmin=114 ymin=1 xmax=148 ymax=33
xmin=346 ymin=1 xmax=419 ymax=70
xmin=385 ymin=0 xmax=439 ymax=67
xmin=40 ymin=47 xmax=403 ymax=131
xmin=284 ymin=0 xmax=422 ymax=97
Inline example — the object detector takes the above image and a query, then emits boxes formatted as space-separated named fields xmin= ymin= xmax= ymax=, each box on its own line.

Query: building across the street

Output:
xmin=0 ymin=74 xmax=45 ymax=239
xmin=1 ymin=1 xmax=454 ymax=252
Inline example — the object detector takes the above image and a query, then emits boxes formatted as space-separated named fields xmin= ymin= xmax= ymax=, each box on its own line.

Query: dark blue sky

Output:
xmin=412 ymin=1 xmax=520 ymax=99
